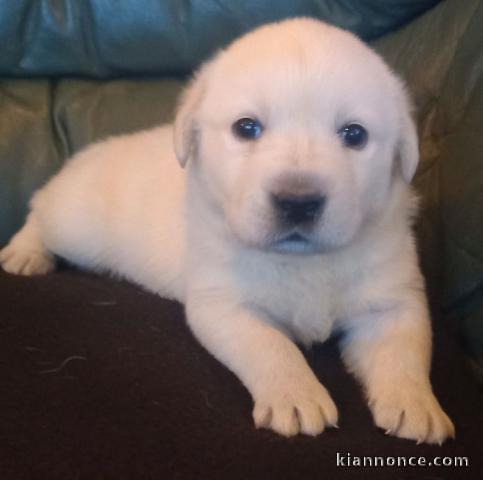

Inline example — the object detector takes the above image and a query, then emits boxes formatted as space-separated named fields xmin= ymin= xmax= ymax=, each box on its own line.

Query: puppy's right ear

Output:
xmin=173 ymin=67 xmax=208 ymax=168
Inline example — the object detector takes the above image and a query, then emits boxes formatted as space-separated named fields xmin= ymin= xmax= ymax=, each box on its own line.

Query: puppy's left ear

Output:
xmin=173 ymin=65 xmax=209 ymax=168
xmin=396 ymin=89 xmax=420 ymax=183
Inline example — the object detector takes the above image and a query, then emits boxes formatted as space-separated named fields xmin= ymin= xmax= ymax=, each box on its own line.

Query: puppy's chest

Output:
xmin=238 ymin=257 xmax=335 ymax=345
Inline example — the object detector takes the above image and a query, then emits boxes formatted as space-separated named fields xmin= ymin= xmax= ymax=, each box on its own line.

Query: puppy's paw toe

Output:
xmin=0 ymin=244 xmax=54 ymax=276
xmin=370 ymin=386 xmax=454 ymax=445
xmin=253 ymin=378 xmax=338 ymax=437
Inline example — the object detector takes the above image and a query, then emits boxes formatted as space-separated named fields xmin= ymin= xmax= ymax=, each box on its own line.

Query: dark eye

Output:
xmin=232 ymin=117 xmax=263 ymax=140
xmin=338 ymin=123 xmax=368 ymax=149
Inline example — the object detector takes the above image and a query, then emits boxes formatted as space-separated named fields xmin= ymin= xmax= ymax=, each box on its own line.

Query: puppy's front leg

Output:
xmin=186 ymin=291 xmax=338 ymax=437
xmin=341 ymin=293 xmax=454 ymax=444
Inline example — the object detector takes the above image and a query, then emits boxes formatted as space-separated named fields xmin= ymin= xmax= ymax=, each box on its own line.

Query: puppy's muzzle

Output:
xmin=271 ymin=193 xmax=325 ymax=226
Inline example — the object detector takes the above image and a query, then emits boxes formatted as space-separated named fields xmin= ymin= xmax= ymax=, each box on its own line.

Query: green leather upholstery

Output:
xmin=0 ymin=0 xmax=438 ymax=77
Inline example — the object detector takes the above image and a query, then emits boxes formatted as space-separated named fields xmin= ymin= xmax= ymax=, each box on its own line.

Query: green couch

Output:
xmin=1 ymin=1 xmax=482 ymax=478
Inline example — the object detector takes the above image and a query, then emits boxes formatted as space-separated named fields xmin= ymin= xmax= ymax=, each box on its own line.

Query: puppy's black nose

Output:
xmin=271 ymin=193 xmax=325 ymax=225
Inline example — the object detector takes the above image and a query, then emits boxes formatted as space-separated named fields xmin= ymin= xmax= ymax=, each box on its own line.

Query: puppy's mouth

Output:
xmin=267 ymin=232 xmax=323 ymax=254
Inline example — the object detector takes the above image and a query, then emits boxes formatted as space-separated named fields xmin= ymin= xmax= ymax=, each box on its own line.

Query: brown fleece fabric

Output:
xmin=0 ymin=268 xmax=482 ymax=479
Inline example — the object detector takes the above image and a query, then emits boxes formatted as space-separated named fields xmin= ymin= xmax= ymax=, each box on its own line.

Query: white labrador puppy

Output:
xmin=0 ymin=18 xmax=454 ymax=444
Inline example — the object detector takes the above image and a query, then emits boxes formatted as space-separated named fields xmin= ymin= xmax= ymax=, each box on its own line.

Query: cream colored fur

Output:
xmin=0 ymin=18 xmax=454 ymax=444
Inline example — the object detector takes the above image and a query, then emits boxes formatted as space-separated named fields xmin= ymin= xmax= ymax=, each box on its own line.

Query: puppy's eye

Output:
xmin=338 ymin=123 xmax=368 ymax=149
xmin=232 ymin=117 xmax=263 ymax=140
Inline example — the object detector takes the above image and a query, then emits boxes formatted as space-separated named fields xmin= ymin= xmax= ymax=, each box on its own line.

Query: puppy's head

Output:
xmin=174 ymin=18 xmax=418 ymax=254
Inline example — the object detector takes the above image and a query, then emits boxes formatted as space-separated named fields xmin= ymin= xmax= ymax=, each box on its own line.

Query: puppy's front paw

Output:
xmin=0 ymin=243 xmax=54 ymax=276
xmin=252 ymin=375 xmax=338 ymax=437
xmin=369 ymin=383 xmax=455 ymax=445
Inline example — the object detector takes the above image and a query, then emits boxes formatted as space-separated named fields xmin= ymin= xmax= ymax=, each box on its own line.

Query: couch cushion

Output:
xmin=0 ymin=0 xmax=440 ymax=77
